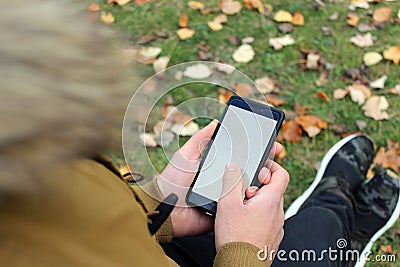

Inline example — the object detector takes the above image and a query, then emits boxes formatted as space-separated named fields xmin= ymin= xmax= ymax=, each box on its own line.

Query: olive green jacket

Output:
xmin=0 ymin=158 xmax=265 ymax=266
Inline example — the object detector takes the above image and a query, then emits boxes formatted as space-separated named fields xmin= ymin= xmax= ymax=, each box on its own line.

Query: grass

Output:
xmin=99 ymin=0 xmax=400 ymax=265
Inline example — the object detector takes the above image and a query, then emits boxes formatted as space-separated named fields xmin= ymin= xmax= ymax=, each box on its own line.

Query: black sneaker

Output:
xmin=351 ymin=171 xmax=400 ymax=267
xmin=285 ymin=134 xmax=374 ymax=219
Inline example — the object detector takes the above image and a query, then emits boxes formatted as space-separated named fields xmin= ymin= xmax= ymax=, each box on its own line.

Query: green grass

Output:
xmin=100 ymin=0 xmax=400 ymax=265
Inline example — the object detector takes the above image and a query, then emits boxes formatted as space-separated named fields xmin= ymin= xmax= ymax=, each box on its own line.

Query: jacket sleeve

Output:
xmin=214 ymin=242 xmax=269 ymax=267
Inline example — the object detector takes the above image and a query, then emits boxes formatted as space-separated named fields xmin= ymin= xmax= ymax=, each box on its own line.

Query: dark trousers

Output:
xmin=161 ymin=191 xmax=353 ymax=267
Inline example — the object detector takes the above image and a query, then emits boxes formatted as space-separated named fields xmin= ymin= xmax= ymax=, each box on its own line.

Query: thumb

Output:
xmin=218 ymin=162 xmax=244 ymax=208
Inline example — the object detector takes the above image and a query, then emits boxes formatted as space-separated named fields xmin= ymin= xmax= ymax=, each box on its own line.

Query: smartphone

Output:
xmin=186 ymin=96 xmax=285 ymax=215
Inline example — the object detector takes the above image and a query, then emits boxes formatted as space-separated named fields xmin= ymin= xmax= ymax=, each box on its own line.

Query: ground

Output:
xmin=95 ymin=0 xmax=399 ymax=265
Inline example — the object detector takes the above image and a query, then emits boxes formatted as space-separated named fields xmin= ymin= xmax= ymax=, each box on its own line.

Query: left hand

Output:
xmin=157 ymin=121 xmax=283 ymax=238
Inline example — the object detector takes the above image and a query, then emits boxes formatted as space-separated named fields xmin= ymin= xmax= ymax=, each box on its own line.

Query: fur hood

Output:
xmin=0 ymin=0 xmax=138 ymax=194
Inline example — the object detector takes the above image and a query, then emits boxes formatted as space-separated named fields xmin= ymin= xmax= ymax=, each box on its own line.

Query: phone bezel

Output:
xmin=186 ymin=96 xmax=285 ymax=215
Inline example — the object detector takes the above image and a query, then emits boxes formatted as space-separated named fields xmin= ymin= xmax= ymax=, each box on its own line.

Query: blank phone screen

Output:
xmin=192 ymin=105 xmax=277 ymax=202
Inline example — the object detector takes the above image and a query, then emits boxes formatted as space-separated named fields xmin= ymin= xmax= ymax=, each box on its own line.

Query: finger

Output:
xmin=256 ymin=162 xmax=290 ymax=196
xmin=258 ymin=167 xmax=272 ymax=185
xmin=180 ymin=120 xmax=218 ymax=160
xmin=270 ymin=142 xmax=283 ymax=156
xmin=218 ymin=162 xmax=244 ymax=208
xmin=245 ymin=186 xmax=258 ymax=199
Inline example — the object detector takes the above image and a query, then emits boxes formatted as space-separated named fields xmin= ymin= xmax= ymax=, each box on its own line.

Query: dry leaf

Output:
xmin=347 ymin=83 xmax=371 ymax=105
xmin=232 ymin=44 xmax=255 ymax=63
xmin=369 ymin=75 xmax=387 ymax=89
xmin=294 ymin=102 xmax=311 ymax=116
xmin=333 ymin=88 xmax=348 ymax=99
xmin=347 ymin=13 xmax=359 ymax=26
xmin=292 ymin=12 xmax=304 ymax=26
xmin=153 ymin=56 xmax=169 ymax=73
xmin=295 ymin=115 xmax=328 ymax=138
xmin=306 ymin=52 xmax=320 ymax=69
xmin=216 ymin=64 xmax=235 ymax=74
xmin=242 ymin=36 xmax=255 ymax=44
xmin=218 ymin=88 xmax=234 ymax=104
xmin=208 ymin=21 xmax=223 ymax=31
xmin=179 ymin=14 xmax=188 ymax=28
xmin=172 ymin=110 xmax=192 ymax=125
xmin=134 ymin=0 xmax=152 ymax=5
xmin=183 ymin=63 xmax=212 ymax=79
xmin=350 ymin=32 xmax=374 ymax=48
xmin=329 ymin=12 xmax=339 ymax=21
xmin=380 ymin=244 xmax=393 ymax=254
xmin=374 ymin=143 xmax=399 ymax=173
xmin=176 ymin=28 xmax=195 ymax=40
xmin=88 ymin=3 xmax=101 ymax=12
xmin=349 ymin=0 xmax=369 ymax=10
xmin=266 ymin=95 xmax=287 ymax=106
xmin=388 ymin=84 xmax=400 ymax=95
xmin=153 ymin=120 xmax=173 ymax=135
xmin=234 ymin=83 xmax=253 ymax=97
xmin=155 ymin=130 xmax=174 ymax=147
xmin=140 ymin=133 xmax=157 ymax=147
xmin=269 ymin=35 xmax=295 ymax=50
xmin=220 ymin=0 xmax=242 ymax=15
xmin=255 ymin=76 xmax=276 ymax=94
xmin=214 ymin=14 xmax=228 ymax=24
xmin=282 ymin=120 xmax=303 ymax=143
xmin=274 ymin=10 xmax=293 ymax=23
xmin=316 ymin=72 xmax=328 ymax=87
xmin=139 ymin=47 xmax=162 ymax=60
xmin=100 ymin=12 xmax=115 ymax=25
xmin=383 ymin=45 xmax=400 ymax=64
xmin=108 ymin=0 xmax=131 ymax=6
xmin=363 ymin=51 xmax=382 ymax=66
xmin=278 ymin=23 xmax=294 ymax=33
xmin=373 ymin=7 xmax=391 ymax=22
xmin=362 ymin=95 xmax=389 ymax=120
xmin=358 ymin=23 xmax=372 ymax=32
xmin=188 ymin=1 xmax=204 ymax=10
xmin=316 ymin=91 xmax=331 ymax=102
xmin=171 ymin=122 xmax=200 ymax=136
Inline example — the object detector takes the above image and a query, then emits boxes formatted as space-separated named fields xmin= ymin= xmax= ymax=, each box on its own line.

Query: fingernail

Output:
xmin=248 ymin=186 xmax=258 ymax=194
xmin=211 ymin=119 xmax=219 ymax=126
xmin=225 ymin=162 xmax=238 ymax=171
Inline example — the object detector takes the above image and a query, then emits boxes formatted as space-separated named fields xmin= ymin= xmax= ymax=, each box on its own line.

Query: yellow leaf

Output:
xmin=100 ymin=12 xmax=115 ymax=25
xmin=373 ymin=7 xmax=391 ymax=22
xmin=347 ymin=13 xmax=359 ymax=26
xmin=108 ymin=0 xmax=131 ymax=6
xmin=274 ymin=10 xmax=293 ymax=23
xmin=232 ymin=44 xmax=255 ymax=63
xmin=383 ymin=45 xmax=400 ymax=64
xmin=208 ymin=21 xmax=223 ymax=31
xmin=188 ymin=1 xmax=204 ymax=10
xmin=292 ymin=12 xmax=304 ymax=26
xmin=220 ymin=0 xmax=242 ymax=15
xmin=213 ymin=14 xmax=228 ymax=24
xmin=88 ymin=3 xmax=101 ymax=12
xmin=362 ymin=95 xmax=389 ymax=121
xmin=363 ymin=51 xmax=382 ymax=66
xmin=176 ymin=28 xmax=195 ymax=40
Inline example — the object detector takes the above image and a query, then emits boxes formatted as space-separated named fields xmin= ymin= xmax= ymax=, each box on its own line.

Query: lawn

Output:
xmin=95 ymin=0 xmax=399 ymax=265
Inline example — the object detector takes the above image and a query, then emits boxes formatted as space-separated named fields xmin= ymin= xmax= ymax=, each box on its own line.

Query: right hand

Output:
xmin=214 ymin=161 xmax=290 ymax=264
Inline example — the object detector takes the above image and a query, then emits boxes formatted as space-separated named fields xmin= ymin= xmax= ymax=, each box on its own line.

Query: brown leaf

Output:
xmin=347 ymin=13 xmax=359 ymax=27
xmin=134 ymin=0 xmax=152 ymax=5
xmin=374 ymin=145 xmax=399 ymax=173
xmin=188 ymin=1 xmax=205 ymax=10
xmin=292 ymin=12 xmax=304 ymax=26
xmin=220 ymin=0 xmax=242 ymax=15
xmin=294 ymin=102 xmax=311 ymax=116
xmin=137 ymin=35 xmax=157 ymax=45
xmin=218 ymin=88 xmax=234 ymax=104
xmin=255 ymin=76 xmax=276 ymax=94
xmin=227 ymin=35 xmax=240 ymax=45
xmin=172 ymin=111 xmax=193 ymax=125
xmin=214 ymin=14 xmax=228 ymax=24
xmin=316 ymin=91 xmax=331 ymax=102
xmin=333 ymin=88 xmax=348 ymax=100
xmin=179 ymin=14 xmax=188 ymax=28
xmin=88 ymin=3 xmax=101 ymax=12
xmin=330 ymin=124 xmax=348 ymax=135
xmin=380 ymin=244 xmax=393 ymax=254
xmin=388 ymin=84 xmax=400 ymax=95
xmin=176 ymin=28 xmax=195 ymax=40
xmin=234 ymin=83 xmax=253 ymax=97
xmin=362 ymin=95 xmax=389 ymax=120
xmin=316 ymin=72 xmax=328 ymax=87
xmin=383 ymin=45 xmax=400 ymax=64
xmin=347 ymin=83 xmax=371 ymax=105
xmin=373 ymin=7 xmax=391 ymax=23
xmin=295 ymin=115 xmax=328 ymax=138
xmin=266 ymin=95 xmax=287 ymax=106
xmin=282 ymin=120 xmax=303 ymax=143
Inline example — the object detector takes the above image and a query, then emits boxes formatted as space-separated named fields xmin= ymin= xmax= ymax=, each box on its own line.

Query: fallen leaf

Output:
xmin=373 ymin=7 xmax=391 ymax=22
xmin=347 ymin=83 xmax=371 ymax=105
xmin=266 ymin=95 xmax=287 ymax=106
xmin=172 ymin=110 xmax=192 ymax=125
xmin=242 ymin=36 xmax=255 ymax=44
xmin=171 ymin=122 xmax=200 ymax=136
xmin=228 ymin=35 xmax=240 ymax=45
xmin=269 ymin=35 xmax=295 ymax=50
xmin=176 ymin=28 xmax=195 ymax=40
xmin=220 ymin=0 xmax=242 ymax=15
xmin=294 ymin=102 xmax=311 ymax=116
xmin=179 ymin=14 xmax=188 ymax=28
xmin=174 ymin=71 xmax=183 ymax=81
xmin=216 ymin=64 xmax=235 ymax=74
xmin=358 ymin=23 xmax=372 ymax=32
xmin=139 ymin=47 xmax=162 ymax=60
xmin=306 ymin=52 xmax=320 ymax=69
xmin=153 ymin=120 xmax=173 ymax=135
xmin=350 ymin=32 xmax=374 ymax=48
xmin=278 ymin=23 xmax=294 ymax=33
xmin=140 ymin=133 xmax=157 ymax=147
xmin=349 ymin=0 xmax=369 ymax=10
xmin=188 ymin=1 xmax=204 ymax=10
xmin=100 ymin=12 xmax=115 ymax=25
xmin=330 ymin=124 xmax=348 ymax=135
xmin=137 ymin=35 xmax=158 ymax=45
xmin=347 ymin=13 xmax=359 ymax=27
xmin=183 ymin=63 xmax=212 ymax=79
xmin=295 ymin=115 xmax=328 ymax=138
xmin=333 ymin=88 xmax=348 ymax=99
xmin=153 ymin=56 xmax=169 ymax=73
xmin=292 ymin=12 xmax=304 ymax=26
xmin=218 ymin=88 xmax=234 ymax=104
xmin=274 ymin=10 xmax=293 ymax=23
xmin=155 ymin=130 xmax=175 ymax=147
xmin=315 ymin=72 xmax=328 ymax=87
xmin=88 ymin=3 xmax=101 ymax=12
xmin=232 ymin=44 xmax=255 ymax=63
xmin=316 ymin=91 xmax=331 ymax=102
xmin=234 ymin=83 xmax=253 ymax=97
xmin=208 ymin=21 xmax=223 ymax=31
xmin=134 ymin=0 xmax=152 ymax=5
xmin=355 ymin=120 xmax=367 ymax=131
xmin=383 ymin=45 xmax=400 ymax=64
xmin=329 ymin=12 xmax=339 ymax=21
xmin=380 ymin=245 xmax=393 ymax=254
xmin=108 ymin=0 xmax=131 ymax=5
xmin=255 ymin=76 xmax=276 ymax=94
xmin=282 ymin=120 xmax=303 ymax=143
xmin=363 ymin=51 xmax=383 ymax=66
xmin=374 ymin=142 xmax=399 ymax=173
xmin=213 ymin=14 xmax=228 ymax=24
xmin=362 ymin=95 xmax=389 ymax=120
xmin=388 ymin=84 xmax=400 ymax=95
xmin=369 ymin=75 xmax=387 ymax=89
xmin=198 ymin=50 xmax=213 ymax=60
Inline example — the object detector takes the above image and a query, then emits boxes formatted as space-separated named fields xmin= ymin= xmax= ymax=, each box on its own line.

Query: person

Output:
xmin=1 ymin=1 xmax=398 ymax=267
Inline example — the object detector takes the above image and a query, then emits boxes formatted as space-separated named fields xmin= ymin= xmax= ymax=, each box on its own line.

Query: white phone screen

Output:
xmin=192 ymin=105 xmax=277 ymax=202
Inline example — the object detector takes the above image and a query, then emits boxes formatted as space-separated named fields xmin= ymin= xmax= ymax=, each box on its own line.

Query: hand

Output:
xmin=158 ymin=120 xmax=283 ymax=238
xmin=215 ymin=161 xmax=290 ymax=265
